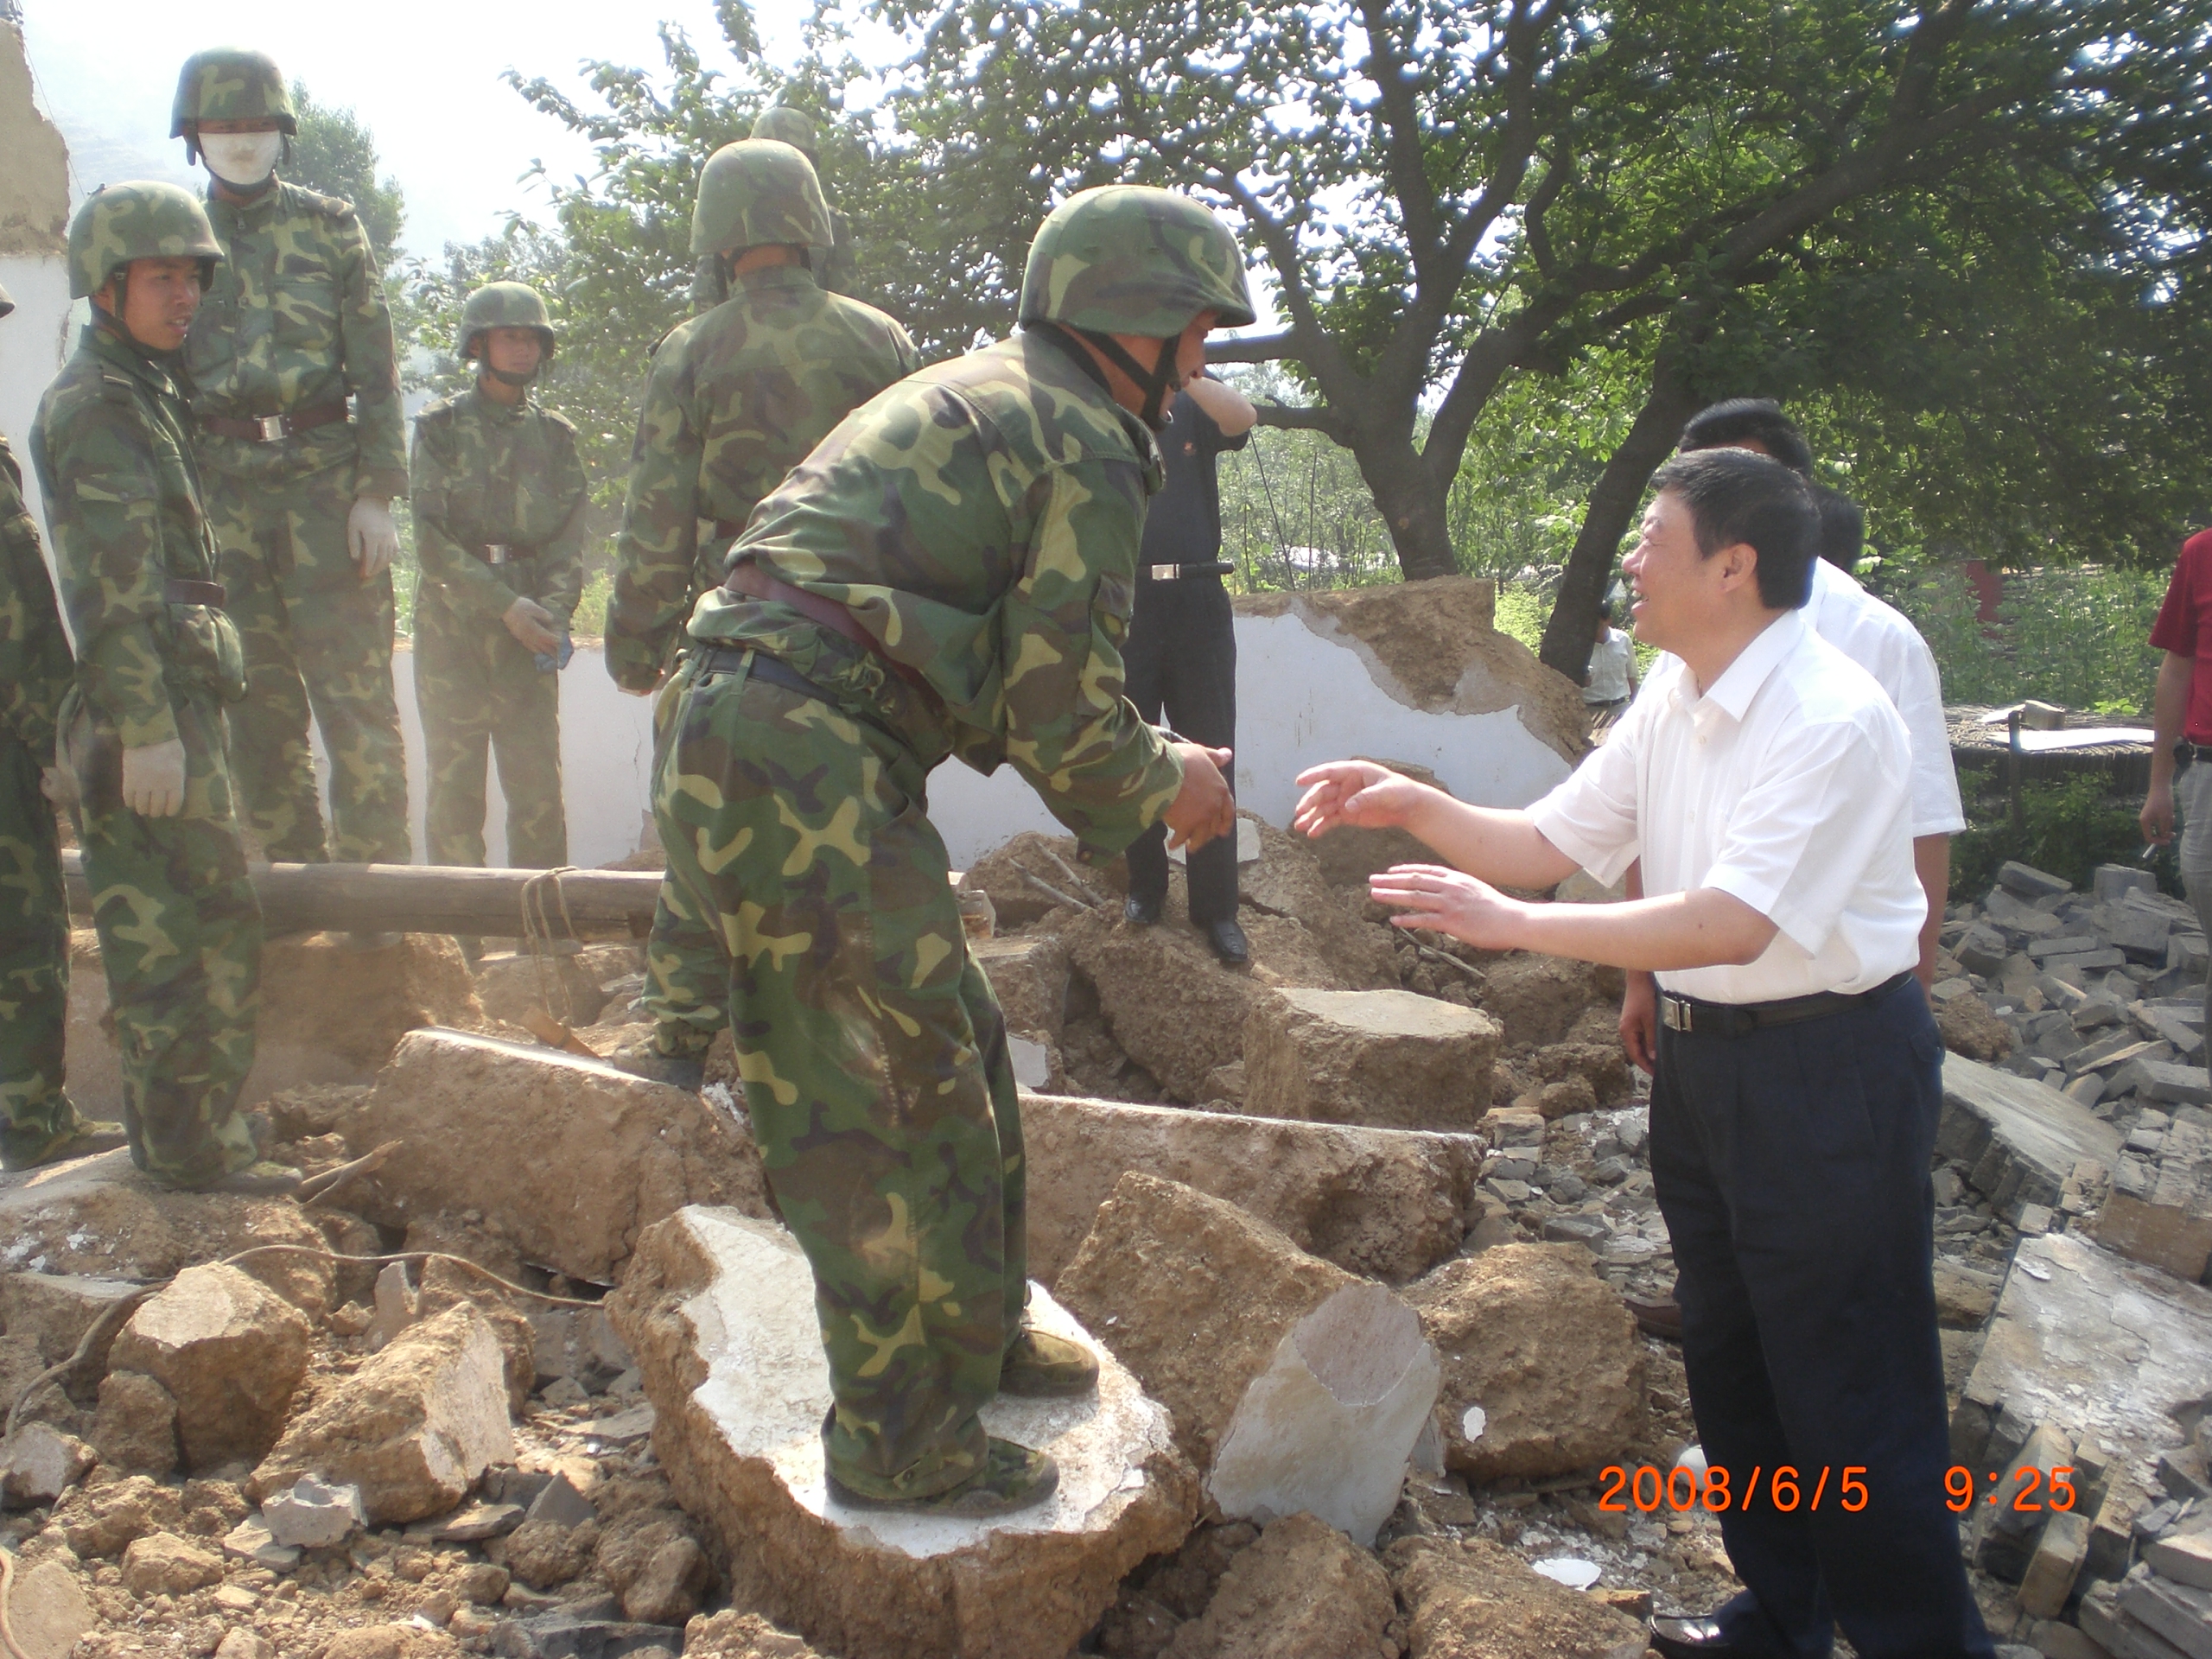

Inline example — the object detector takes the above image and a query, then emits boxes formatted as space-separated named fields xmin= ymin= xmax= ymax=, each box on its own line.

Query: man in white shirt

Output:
xmin=1582 ymin=598 xmax=1640 ymax=732
xmin=1296 ymin=449 xmax=1991 ymax=1659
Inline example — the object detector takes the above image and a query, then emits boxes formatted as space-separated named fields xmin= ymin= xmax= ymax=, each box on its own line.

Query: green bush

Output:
xmin=1949 ymin=772 xmax=2165 ymax=902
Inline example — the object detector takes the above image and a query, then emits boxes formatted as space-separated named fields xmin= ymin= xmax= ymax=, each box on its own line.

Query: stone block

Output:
xmin=120 ymin=1530 xmax=225 ymax=1597
xmin=2030 ymin=936 xmax=2103 ymax=961
xmin=1057 ymin=1173 xmax=1438 ymax=1547
xmin=2081 ymin=1580 xmax=2192 ymax=1659
xmin=0 ymin=1424 xmax=93 ymax=1508
xmin=2174 ymin=934 xmax=2211 ymax=976
xmin=1384 ymin=1535 xmax=1648 ymax=1659
xmin=2141 ymin=1063 xmax=2212 ymax=1107
xmin=1243 ymin=988 xmax=1500 ymax=1131
xmin=2 ymin=1555 xmax=95 ymax=1659
xmin=355 ymin=1028 xmax=772 ymax=1285
xmin=2099 ymin=1184 xmax=2212 ymax=1283
xmin=972 ymin=934 xmax=1071 ymax=1043
xmin=262 ymin=1476 xmax=365 ymax=1548
xmin=1159 ymin=1510 xmax=1395 ymax=1659
xmin=0 ymin=1273 xmax=143 ymax=1364
xmin=109 ymin=1262 xmax=311 ymax=1470
xmin=2119 ymin=1569 xmax=2212 ymax=1659
xmin=1402 ymin=1244 xmax=1644 ymax=1484
xmin=1019 ymin=1091 xmax=1480 ymax=1287
xmin=1934 ymin=1259 xmax=2004 ymax=1329
xmin=2000 ymin=862 xmax=2075 ymax=899
xmin=2115 ymin=909 xmax=2179 ymax=962
xmin=91 ymin=1370 xmax=177 ymax=1476
xmin=2151 ymin=1530 xmax=2212 ymax=1592
xmin=606 ymin=1205 xmax=1195 ymax=1659
xmin=2098 ymin=865 xmax=2160 ymax=902
xmin=248 ymin=1304 xmax=514 ymax=1524
xmin=1938 ymin=1054 xmax=2122 ymax=1216
xmin=2018 ymin=1504 xmax=2092 ymax=1617
xmin=1958 ymin=926 xmax=2010 ymax=978
xmin=2044 ymin=949 xmax=2130 ymax=975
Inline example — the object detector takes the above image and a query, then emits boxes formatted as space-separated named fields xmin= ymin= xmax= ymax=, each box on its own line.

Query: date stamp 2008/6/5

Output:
xmin=1593 ymin=1464 xmax=2083 ymax=1516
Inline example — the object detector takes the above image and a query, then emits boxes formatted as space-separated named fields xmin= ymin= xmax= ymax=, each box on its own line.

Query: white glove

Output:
xmin=502 ymin=596 xmax=563 ymax=655
xmin=347 ymin=496 xmax=399 ymax=578
xmin=121 ymin=739 xmax=188 ymax=818
xmin=40 ymin=764 xmax=76 ymax=810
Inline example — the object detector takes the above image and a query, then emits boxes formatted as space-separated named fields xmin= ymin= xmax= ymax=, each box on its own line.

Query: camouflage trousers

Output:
xmin=411 ymin=593 xmax=566 ymax=869
xmin=68 ymin=689 xmax=263 ymax=1184
xmin=655 ymin=645 xmax=1026 ymax=1500
xmin=639 ymin=655 xmax=732 ymax=1061
xmin=0 ymin=732 xmax=77 ymax=1166
xmin=205 ymin=463 xmax=411 ymax=864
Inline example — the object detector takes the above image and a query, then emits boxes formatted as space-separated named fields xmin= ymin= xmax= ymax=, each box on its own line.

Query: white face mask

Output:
xmin=201 ymin=131 xmax=283 ymax=187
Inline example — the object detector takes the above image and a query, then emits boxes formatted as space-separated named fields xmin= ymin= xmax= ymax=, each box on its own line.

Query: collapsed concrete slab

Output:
xmin=353 ymin=1029 xmax=771 ymax=1285
xmin=1385 ymin=1535 xmax=1648 ymax=1659
xmin=1403 ymin=1244 xmax=1646 ymax=1484
xmin=1019 ymin=1092 xmax=1481 ymax=1287
xmin=109 ymin=1263 xmax=311 ymax=1471
xmin=249 ymin=1305 xmax=514 ymax=1525
xmin=972 ymin=935 xmax=1071 ymax=1044
xmin=1056 ymin=1173 xmax=1439 ymax=1547
xmin=1939 ymin=1053 xmax=2124 ymax=1217
xmin=607 ymin=1205 xmax=1197 ymax=1659
xmin=1243 ymin=988 xmax=1500 ymax=1131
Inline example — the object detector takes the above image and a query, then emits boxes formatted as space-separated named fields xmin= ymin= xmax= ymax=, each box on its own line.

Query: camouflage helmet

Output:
xmin=171 ymin=49 xmax=296 ymax=158
xmin=67 ymin=182 xmax=224 ymax=301
xmin=0 ymin=281 xmax=12 ymax=321
xmin=690 ymin=140 xmax=833 ymax=258
xmin=749 ymin=105 xmax=820 ymax=161
xmin=455 ymin=282 xmax=556 ymax=362
xmin=1020 ymin=186 xmax=1256 ymax=338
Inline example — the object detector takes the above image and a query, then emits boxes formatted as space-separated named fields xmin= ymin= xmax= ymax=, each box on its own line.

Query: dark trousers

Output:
xmin=1122 ymin=576 xmax=1237 ymax=923
xmin=1650 ymin=977 xmax=1992 ymax=1659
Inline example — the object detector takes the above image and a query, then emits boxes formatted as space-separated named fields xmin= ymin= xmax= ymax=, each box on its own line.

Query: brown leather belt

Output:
xmin=163 ymin=578 xmax=227 ymax=607
xmin=199 ymin=400 xmax=350 ymax=443
xmin=723 ymin=559 xmax=934 ymax=698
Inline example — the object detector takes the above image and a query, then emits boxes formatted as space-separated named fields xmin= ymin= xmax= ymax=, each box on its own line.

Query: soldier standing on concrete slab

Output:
xmin=689 ymin=106 xmax=856 ymax=314
xmin=0 ymin=278 xmax=130 ymax=1173
xmin=1122 ymin=372 xmax=1256 ymax=965
xmin=656 ymin=184 xmax=1246 ymax=1515
xmin=607 ymin=137 xmax=918 ymax=1089
xmin=174 ymin=48 xmax=411 ymax=873
xmin=410 ymin=283 xmax=587 ymax=878
xmin=30 ymin=184 xmax=295 ymax=1196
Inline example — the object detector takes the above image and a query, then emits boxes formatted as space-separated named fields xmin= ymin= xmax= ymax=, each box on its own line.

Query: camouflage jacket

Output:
xmin=606 ymin=264 xmax=918 ymax=690
xmin=410 ymin=386 xmax=588 ymax=626
xmin=184 ymin=179 xmax=407 ymax=499
xmin=696 ymin=327 xmax=1185 ymax=861
xmin=0 ymin=435 xmax=73 ymax=757
xmin=31 ymin=324 xmax=245 ymax=758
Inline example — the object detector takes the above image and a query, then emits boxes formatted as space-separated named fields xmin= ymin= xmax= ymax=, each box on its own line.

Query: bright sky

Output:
xmin=21 ymin=0 xmax=812 ymax=261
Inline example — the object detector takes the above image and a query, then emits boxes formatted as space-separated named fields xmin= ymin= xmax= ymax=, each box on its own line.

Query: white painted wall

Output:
xmin=0 ymin=253 xmax=73 ymax=528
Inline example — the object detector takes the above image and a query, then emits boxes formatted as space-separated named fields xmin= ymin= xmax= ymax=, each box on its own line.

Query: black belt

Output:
xmin=1141 ymin=561 xmax=1234 ymax=581
xmin=696 ymin=645 xmax=828 ymax=704
xmin=164 ymin=578 xmax=226 ymax=607
xmin=1658 ymin=971 xmax=1914 ymax=1038
xmin=2177 ymin=741 xmax=2212 ymax=768
xmin=198 ymin=400 xmax=350 ymax=443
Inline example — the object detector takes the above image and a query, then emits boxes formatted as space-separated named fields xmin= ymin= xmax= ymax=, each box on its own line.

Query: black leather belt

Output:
xmin=2177 ymin=741 xmax=2212 ymax=768
xmin=1142 ymin=561 xmax=1234 ymax=581
xmin=199 ymin=400 xmax=350 ymax=443
xmin=164 ymin=578 xmax=227 ymax=607
xmin=1658 ymin=971 xmax=1913 ymax=1038
xmin=696 ymin=645 xmax=828 ymax=703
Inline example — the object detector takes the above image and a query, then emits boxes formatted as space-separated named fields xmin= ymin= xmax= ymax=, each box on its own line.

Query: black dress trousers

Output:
xmin=1122 ymin=572 xmax=1238 ymax=924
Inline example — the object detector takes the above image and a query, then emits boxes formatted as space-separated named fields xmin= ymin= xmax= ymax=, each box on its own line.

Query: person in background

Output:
xmin=1580 ymin=597 xmax=1638 ymax=734
xmin=2139 ymin=521 xmax=2212 ymax=1033
xmin=1121 ymin=370 xmax=1257 ymax=965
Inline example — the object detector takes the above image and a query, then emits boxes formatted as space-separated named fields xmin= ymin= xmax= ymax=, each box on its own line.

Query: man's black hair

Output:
xmin=1596 ymin=597 xmax=1613 ymax=623
xmin=1649 ymin=448 xmax=1819 ymax=610
xmin=1817 ymin=487 xmax=1866 ymax=571
xmin=1679 ymin=397 xmax=1815 ymax=477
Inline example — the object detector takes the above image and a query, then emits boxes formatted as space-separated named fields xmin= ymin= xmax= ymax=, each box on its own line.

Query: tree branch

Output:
xmin=1253 ymin=403 xmax=1354 ymax=443
xmin=1208 ymin=331 xmax=1300 ymax=364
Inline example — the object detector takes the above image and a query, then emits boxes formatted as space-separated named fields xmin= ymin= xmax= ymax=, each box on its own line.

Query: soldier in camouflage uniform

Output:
xmin=30 ymin=184 xmax=291 ymax=1195
xmin=175 ymin=48 xmax=411 ymax=868
xmin=608 ymin=138 xmax=918 ymax=1086
xmin=0 ymin=280 xmax=130 ymax=1172
xmin=690 ymin=106 xmax=856 ymax=312
xmin=657 ymin=185 xmax=1249 ymax=1513
xmin=410 ymin=283 xmax=587 ymax=872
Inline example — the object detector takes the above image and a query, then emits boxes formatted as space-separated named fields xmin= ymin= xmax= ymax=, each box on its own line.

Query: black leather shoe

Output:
xmin=1123 ymin=894 xmax=1161 ymax=926
xmin=1648 ymin=1617 xmax=1749 ymax=1658
xmin=1204 ymin=918 xmax=1249 ymax=966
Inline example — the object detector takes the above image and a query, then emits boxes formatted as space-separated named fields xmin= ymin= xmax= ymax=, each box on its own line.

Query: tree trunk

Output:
xmin=1354 ymin=438 xmax=1459 ymax=582
xmin=1537 ymin=337 xmax=1704 ymax=681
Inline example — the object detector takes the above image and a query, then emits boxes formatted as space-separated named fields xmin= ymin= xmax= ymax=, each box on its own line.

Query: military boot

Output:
xmin=2 ymin=1118 xmax=130 ymax=1173
xmin=827 ymin=1438 xmax=1060 ymax=1518
xmin=607 ymin=1039 xmax=707 ymax=1092
xmin=1000 ymin=1324 xmax=1099 ymax=1397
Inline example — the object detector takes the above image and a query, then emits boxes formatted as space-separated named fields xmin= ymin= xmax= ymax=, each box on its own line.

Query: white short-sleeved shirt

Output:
xmin=1585 ymin=629 xmax=1637 ymax=702
xmin=1530 ymin=607 xmax=1924 ymax=1003
xmin=1806 ymin=559 xmax=1966 ymax=837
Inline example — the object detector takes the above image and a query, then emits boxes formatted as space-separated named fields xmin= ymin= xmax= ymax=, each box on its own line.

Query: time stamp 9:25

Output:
xmin=1593 ymin=1464 xmax=2084 ymax=1515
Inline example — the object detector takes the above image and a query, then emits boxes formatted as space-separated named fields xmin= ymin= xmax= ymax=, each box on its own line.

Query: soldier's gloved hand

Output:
xmin=347 ymin=497 xmax=400 ymax=579
xmin=40 ymin=765 xmax=77 ymax=810
xmin=1162 ymin=742 xmax=1236 ymax=853
xmin=121 ymin=738 xmax=188 ymax=818
xmin=503 ymin=596 xmax=563 ymax=656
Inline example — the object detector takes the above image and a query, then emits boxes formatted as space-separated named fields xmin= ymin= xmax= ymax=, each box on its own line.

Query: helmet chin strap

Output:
xmin=484 ymin=365 xmax=538 ymax=388
xmin=1071 ymin=327 xmax=1182 ymax=429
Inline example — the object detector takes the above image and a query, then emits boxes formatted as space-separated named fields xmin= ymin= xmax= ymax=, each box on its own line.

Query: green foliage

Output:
xmin=285 ymin=81 xmax=405 ymax=264
xmin=1950 ymin=776 xmax=2162 ymax=904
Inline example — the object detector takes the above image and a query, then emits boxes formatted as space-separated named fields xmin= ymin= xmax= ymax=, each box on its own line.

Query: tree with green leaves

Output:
xmin=285 ymin=80 xmax=406 ymax=264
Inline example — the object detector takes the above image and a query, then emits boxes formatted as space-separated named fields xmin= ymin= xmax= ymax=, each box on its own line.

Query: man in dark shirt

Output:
xmin=1122 ymin=371 xmax=1257 ymax=964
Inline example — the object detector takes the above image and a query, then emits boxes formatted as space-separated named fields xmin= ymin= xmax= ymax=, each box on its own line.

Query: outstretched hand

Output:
xmin=1369 ymin=863 xmax=1525 ymax=951
xmin=1293 ymin=760 xmax=1429 ymax=839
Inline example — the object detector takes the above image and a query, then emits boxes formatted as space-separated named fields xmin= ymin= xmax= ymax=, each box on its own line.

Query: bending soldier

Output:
xmin=30 ymin=184 xmax=290 ymax=1195
xmin=1 ymin=279 xmax=129 ymax=1171
xmin=607 ymin=137 xmax=918 ymax=1087
xmin=656 ymin=185 xmax=1246 ymax=1513
xmin=410 ymin=283 xmax=586 ymax=878
xmin=174 ymin=48 xmax=411 ymax=871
